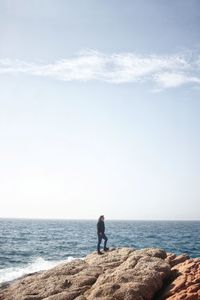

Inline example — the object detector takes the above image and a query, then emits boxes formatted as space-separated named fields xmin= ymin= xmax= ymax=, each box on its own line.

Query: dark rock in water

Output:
xmin=0 ymin=247 xmax=197 ymax=300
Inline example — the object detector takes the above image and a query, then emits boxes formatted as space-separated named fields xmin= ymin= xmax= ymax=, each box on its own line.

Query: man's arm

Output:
xmin=97 ymin=221 xmax=103 ymax=234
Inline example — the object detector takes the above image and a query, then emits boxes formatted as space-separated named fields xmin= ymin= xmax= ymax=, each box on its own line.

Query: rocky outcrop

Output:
xmin=0 ymin=248 xmax=199 ymax=300
xmin=157 ymin=253 xmax=200 ymax=300
xmin=0 ymin=248 xmax=170 ymax=300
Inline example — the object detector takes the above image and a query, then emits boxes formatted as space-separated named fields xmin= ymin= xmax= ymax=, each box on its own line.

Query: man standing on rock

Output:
xmin=97 ymin=215 xmax=109 ymax=255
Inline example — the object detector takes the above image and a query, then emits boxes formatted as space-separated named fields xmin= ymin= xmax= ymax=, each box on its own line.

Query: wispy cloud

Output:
xmin=0 ymin=50 xmax=200 ymax=90
xmin=154 ymin=72 xmax=200 ymax=88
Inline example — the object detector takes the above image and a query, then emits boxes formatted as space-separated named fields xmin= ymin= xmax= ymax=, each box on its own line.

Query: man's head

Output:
xmin=99 ymin=215 xmax=104 ymax=221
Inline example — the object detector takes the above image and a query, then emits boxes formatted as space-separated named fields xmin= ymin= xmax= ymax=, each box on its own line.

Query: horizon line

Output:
xmin=0 ymin=217 xmax=199 ymax=222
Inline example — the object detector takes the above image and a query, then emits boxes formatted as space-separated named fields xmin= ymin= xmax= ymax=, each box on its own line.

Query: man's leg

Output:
xmin=97 ymin=234 xmax=102 ymax=253
xmin=102 ymin=234 xmax=109 ymax=251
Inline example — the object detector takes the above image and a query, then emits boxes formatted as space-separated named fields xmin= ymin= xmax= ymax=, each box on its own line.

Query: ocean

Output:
xmin=0 ymin=219 xmax=199 ymax=285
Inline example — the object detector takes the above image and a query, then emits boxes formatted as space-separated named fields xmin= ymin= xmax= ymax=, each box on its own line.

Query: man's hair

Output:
xmin=98 ymin=215 xmax=104 ymax=222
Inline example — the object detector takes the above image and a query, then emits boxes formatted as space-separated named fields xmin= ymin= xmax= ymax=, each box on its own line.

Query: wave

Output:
xmin=0 ymin=256 xmax=75 ymax=285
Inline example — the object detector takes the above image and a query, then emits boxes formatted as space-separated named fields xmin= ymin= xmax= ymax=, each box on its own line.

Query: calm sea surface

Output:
xmin=0 ymin=219 xmax=199 ymax=284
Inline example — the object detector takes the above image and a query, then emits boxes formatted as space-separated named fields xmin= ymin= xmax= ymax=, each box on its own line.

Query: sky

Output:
xmin=0 ymin=0 xmax=200 ymax=220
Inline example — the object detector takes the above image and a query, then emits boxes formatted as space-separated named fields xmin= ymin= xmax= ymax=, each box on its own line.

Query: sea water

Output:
xmin=0 ymin=219 xmax=199 ymax=284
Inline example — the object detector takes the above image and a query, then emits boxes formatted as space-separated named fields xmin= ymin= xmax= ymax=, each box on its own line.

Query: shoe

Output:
xmin=98 ymin=251 xmax=103 ymax=255
xmin=104 ymin=247 xmax=109 ymax=251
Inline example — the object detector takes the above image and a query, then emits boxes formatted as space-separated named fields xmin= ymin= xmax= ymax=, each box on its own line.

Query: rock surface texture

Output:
xmin=0 ymin=248 xmax=199 ymax=300
xmin=157 ymin=253 xmax=200 ymax=300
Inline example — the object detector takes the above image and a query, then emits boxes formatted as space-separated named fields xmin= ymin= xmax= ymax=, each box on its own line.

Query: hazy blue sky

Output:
xmin=0 ymin=0 xmax=200 ymax=220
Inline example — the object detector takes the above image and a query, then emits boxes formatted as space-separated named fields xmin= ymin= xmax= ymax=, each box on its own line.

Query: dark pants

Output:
xmin=97 ymin=233 xmax=108 ymax=252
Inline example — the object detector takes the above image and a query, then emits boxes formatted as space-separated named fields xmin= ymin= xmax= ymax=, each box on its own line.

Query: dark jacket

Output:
xmin=97 ymin=220 xmax=105 ymax=234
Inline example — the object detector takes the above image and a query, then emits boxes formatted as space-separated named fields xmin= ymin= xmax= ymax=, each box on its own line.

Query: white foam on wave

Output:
xmin=0 ymin=256 xmax=75 ymax=284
